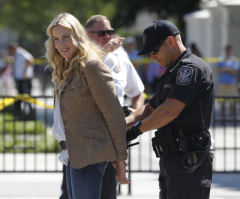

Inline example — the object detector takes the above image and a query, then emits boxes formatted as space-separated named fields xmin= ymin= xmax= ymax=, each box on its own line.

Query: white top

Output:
xmin=52 ymin=97 xmax=69 ymax=165
xmin=52 ymin=97 xmax=66 ymax=142
xmin=13 ymin=47 xmax=34 ymax=80
xmin=104 ymin=47 xmax=144 ymax=106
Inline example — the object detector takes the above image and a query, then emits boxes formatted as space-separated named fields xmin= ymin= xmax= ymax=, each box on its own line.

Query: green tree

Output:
xmin=112 ymin=0 xmax=201 ymax=35
xmin=0 ymin=0 xmax=118 ymax=56
xmin=0 ymin=0 xmax=201 ymax=55
xmin=0 ymin=0 xmax=117 ymax=42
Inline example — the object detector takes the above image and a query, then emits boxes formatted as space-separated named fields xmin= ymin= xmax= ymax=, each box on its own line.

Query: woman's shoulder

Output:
xmin=84 ymin=58 xmax=110 ymax=73
xmin=85 ymin=58 xmax=102 ymax=66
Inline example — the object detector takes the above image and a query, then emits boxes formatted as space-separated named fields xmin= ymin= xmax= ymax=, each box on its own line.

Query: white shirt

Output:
xmin=104 ymin=47 xmax=144 ymax=106
xmin=52 ymin=97 xmax=69 ymax=165
xmin=14 ymin=47 xmax=34 ymax=80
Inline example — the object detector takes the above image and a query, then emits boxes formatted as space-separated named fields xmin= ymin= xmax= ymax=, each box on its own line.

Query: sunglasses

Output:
xmin=150 ymin=39 xmax=166 ymax=55
xmin=89 ymin=29 xmax=115 ymax=37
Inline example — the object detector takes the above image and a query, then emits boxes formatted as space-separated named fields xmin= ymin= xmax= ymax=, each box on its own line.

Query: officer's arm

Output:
xmin=139 ymin=98 xmax=185 ymax=133
xmin=126 ymin=103 xmax=154 ymax=128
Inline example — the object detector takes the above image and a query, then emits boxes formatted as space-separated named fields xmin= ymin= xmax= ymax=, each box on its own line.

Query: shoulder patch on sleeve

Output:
xmin=176 ymin=66 xmax=193 ymax=85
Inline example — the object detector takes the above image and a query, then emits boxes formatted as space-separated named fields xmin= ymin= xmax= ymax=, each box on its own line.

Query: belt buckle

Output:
xmin=59 ymin=141 xmax=67 ymax=150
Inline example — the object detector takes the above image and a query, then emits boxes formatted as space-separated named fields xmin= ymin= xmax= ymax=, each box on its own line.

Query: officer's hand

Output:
xmin=126 ymin=122 xmax=143 ymax=142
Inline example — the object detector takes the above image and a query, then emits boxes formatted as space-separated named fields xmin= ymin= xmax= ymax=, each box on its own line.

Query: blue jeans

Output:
xmin=66 ymin=160 xmax=108 ymax=199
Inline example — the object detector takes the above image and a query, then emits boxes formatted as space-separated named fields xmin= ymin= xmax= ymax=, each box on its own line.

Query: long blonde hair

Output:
xmin=45 ymin=13 xmax=104 ymax=98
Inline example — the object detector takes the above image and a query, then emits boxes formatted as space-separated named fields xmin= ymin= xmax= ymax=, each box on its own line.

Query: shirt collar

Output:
xmin=169 ymin=49 xmax=191 ymax=72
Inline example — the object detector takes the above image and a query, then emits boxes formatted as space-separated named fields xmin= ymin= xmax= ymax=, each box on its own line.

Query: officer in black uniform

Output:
xmin=125 ymin=20 xmax=214 ymax=199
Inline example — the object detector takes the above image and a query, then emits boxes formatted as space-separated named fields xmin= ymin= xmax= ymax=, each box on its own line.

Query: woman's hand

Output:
xmin=113 ymin=161 xmax=131 ymax=184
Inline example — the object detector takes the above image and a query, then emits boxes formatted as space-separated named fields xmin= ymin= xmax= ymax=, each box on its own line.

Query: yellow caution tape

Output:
xmin=0 ymin=94 xmax=54 ymax=111
xmin=34 ymin=57 xmax=240 ymax=66
xmin=1 ymin=93 xmax=150 ymax=111
xmin=34 ymin=58 xmax=48 ymax=65
xmin=144 ymin=93 xmax=152 ymax=100
xmin=130 ymin=57 xmax=240 ymax=65
xmin=1 ymin=93 xmax=238 ymax=112
xmin=0 ymin=97 xmax=15 ymax=111
xmin=215 ymin=97 xmax=240 ymax=102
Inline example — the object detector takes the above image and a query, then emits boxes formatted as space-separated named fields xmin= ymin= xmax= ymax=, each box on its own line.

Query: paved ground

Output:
xmin=0 ymin=172 xmax=240 ymax=199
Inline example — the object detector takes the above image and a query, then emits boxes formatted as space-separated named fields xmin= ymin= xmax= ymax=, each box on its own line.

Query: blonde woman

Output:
xmin=45 ymin=13 xmax=130 ymax=199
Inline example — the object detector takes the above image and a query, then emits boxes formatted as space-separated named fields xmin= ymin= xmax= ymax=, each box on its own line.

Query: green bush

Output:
xmin=0 ymin=111 xmax=58 ymax=153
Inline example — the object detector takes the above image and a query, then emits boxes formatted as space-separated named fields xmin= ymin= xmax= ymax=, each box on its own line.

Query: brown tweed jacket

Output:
xmin=58 ymin=59 xmax=127 ymax=169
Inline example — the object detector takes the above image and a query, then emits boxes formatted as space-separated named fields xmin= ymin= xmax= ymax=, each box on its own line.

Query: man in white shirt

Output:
xmin=86 ymin=15 xmax=144 ymax=109
xmin=85 ymin=15 xmax=144 ymax=199
xmin=8 ymin=42 xmax=34 ymax=116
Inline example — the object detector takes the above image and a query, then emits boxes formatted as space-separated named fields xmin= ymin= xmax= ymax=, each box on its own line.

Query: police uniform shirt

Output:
xmin=149 ymin=49 xmax=214 ymax=133
xmin=104 ymin=47 xmax=144 ymax=106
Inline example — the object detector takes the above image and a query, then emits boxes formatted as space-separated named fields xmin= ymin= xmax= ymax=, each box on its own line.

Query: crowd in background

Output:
xmin=0 ymin=37 xmax=239 ymax=99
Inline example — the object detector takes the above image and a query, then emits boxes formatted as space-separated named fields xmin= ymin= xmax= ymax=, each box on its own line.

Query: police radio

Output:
xmin=176 ymin=100 xmax=213 ymax=173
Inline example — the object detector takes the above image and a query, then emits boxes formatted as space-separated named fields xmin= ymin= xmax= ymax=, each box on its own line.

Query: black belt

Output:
xmin=59 ymin=141 xmax=67 ymax=150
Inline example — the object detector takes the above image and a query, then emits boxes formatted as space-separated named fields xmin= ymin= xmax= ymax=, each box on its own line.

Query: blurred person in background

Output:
xmin=146 ymin=61 xmax=166 ymax=94
xmin=0 ymin=52 xmax=16 ymax=95
xmin=216 ymin=44 xmax=239 ymax=116
xmin=124 ymin=36 xmax=146 ymax=83
xmin=46 ymin=13 xmax=130 ymax=199
xmin=124 ymin=36 xmax=140 ymax=61
xmin=8 ymin=42 xmax=34 ymax=116
xmin=190 ymin=43 xmax=202 ymax=57
xmin=85 ymin=15 xmax=144 ymax=199
xmin=217 ymin=44 xmax=239 ymax=95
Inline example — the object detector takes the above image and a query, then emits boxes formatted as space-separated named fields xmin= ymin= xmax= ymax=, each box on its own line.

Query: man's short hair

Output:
xmin=85 ymin=15 xmax=109 ymax=30
xmin=226 ymin=44 xmax=232 ymax=50
xmin=8 ymin=42 xmax=19 ymax=50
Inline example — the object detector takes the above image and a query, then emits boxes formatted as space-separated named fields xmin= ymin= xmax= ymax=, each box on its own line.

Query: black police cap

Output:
xmin=137 ymin=20 xmax=180 ymax=56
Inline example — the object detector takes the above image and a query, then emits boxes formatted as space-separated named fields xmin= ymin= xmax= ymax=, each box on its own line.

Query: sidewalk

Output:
xmin=0 ymin=172 xmax=240 ymax=199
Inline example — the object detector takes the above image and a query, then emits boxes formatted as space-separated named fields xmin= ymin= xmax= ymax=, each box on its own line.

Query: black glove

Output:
xmin=122 ymin=106 xmax=130 ymax=117
xmin=126 ymin=121 xmax=143 ymax=142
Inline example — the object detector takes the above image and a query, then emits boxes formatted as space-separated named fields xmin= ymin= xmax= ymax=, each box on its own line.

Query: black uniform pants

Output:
xmin=60 ymin=164 xmax=69 ymax=199
xmin=101 ymin=162 xmax=117 ymax=199
xmin=159 ymin=153 xmax=213 ymax=199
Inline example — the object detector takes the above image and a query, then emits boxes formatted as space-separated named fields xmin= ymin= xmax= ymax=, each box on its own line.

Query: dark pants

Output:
xmin=15 ymin=79 xmax=32 ymax=115
xmin=66 ymin=161 xmax=108 ymax=199
xmin=101 ymin=162 xmax=117 ymax=199
xmin=60 ymin=162 xmax=117 ymax=199
xmin=159 ymin=153 xmax=213 ymax=199
xmin=60 ymin=165 xmax=69 ymax=199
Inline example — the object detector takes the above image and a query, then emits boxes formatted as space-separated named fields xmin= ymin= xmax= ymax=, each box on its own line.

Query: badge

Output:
xmin=176 ymin=66 xmax=193 ymax=85
xmin=114 ymin=65 xmax=120 ymax=73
